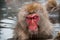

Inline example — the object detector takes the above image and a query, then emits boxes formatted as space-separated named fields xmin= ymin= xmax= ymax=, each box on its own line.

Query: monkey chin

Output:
xmin=28 ymin=25 xmax=39 ymax=35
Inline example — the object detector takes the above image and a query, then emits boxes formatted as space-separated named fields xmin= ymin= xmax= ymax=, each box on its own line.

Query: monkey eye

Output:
xmin=26 ymin=17 xmax=32 ymax=20
xmin=33 ymin=16 xmax=38 ymax=19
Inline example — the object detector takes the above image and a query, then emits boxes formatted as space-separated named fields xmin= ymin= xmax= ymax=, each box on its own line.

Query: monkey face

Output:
xmin=26 ymin=13 xmax=40 ymax=34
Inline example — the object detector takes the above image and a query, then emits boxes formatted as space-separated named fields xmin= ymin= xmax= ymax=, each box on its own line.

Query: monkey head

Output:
xmin=17 ymin=2 xmax=53 ymax=36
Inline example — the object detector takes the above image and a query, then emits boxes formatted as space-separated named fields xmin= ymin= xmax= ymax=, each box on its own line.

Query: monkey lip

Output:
xmin=29 ymin=25 xmax=37 ymax=31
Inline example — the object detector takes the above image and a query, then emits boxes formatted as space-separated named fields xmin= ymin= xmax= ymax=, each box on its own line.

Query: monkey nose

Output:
xmin=31 ymin=20 xmax=35 ymax=23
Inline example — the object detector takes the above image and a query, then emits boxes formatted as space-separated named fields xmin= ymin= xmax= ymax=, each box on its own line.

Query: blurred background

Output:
xmin=0 ymin=0 xmax=60 ymax=40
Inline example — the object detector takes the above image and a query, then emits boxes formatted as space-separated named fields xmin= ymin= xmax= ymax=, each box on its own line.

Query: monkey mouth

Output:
xmin=28 ymin=25 xmax=39 ymax=34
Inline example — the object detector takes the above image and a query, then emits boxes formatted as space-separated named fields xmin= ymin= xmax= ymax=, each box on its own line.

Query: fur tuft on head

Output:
xmin=26 ymin=2 xmax=43 ymax=13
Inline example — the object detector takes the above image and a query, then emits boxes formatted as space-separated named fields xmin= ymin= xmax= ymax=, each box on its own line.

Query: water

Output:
xmin=0 ymin=28 xmax=13 ymax=40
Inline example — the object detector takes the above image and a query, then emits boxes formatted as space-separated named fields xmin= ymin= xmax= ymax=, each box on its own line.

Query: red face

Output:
xmin=26 ymin=13 xmax=40 ymax=32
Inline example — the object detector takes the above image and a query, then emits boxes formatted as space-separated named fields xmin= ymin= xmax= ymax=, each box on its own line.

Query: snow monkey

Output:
xmin=12 ymin=2 xmax=53 ymax=40
xmin=46 ymin=0 xmax=57 ymax=13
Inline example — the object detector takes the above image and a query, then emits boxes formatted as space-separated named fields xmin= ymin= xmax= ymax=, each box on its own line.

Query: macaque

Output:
xmin=46 ymin=0 xmax=60 ymax=24
xmin=46 ymin=0 xmax=57 ymax=13
xmin=12 ymin=2 xmax=53 ymax=40
xmin=54 ymin=31 xmax=60 ymax=40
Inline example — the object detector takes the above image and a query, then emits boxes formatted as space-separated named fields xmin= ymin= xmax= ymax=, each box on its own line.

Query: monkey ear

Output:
xmin=46 ymin=0 xmax=57 ymax=13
